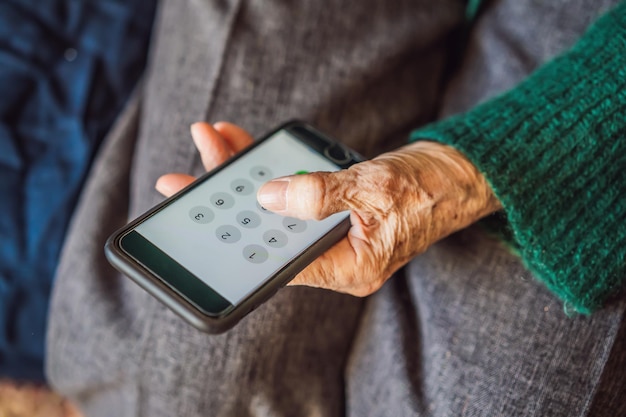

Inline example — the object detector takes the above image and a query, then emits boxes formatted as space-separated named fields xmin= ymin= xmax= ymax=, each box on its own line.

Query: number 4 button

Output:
xmin=263 ymin=229 xmax=287 ymax=248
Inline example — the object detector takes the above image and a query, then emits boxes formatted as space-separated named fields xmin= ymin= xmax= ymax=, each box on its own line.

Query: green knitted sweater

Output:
xmin=411 ymin=2 xmax=626 ymax=314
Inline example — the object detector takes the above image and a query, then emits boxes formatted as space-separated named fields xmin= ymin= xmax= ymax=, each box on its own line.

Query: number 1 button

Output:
xmin=243 ymin=244 xmax=268 ymax=264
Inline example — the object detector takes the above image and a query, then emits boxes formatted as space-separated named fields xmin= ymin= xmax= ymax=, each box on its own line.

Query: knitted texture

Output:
xmin=411 ymin=2 xmax=626 ymax=314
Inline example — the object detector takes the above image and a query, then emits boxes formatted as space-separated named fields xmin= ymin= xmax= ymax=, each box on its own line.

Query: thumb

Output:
xmin=257 ymin=170 xmax=355 ymax=220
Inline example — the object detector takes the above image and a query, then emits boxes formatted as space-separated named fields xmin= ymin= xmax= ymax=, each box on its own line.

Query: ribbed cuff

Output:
xmin=411 ymin=3 xmax=626 ymax=313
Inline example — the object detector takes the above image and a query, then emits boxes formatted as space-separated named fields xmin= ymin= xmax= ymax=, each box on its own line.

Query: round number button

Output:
xmin=210 ymin=192 xmax=234 ymax=209
xmin=250 ymin=166 xmax=273 ymax=182
xmin=263 ymin=229 xmax=288 ymax=248
xmin=256 ymin=201 xmax=273 ymax=215
xmin=236 ymin=210 xmax=261 ymax=229
xmin=282 ymin=217 xmax=307 ymax=233
xmin=243 ymin=244 xmax=269 ymax=264
xmin=231 ymin=178 xmax=254 ymax=196
xmin=189 ymin=206 xmax=214 ymax=224
xmin=215 ymin=225 xmax=241 ymax=244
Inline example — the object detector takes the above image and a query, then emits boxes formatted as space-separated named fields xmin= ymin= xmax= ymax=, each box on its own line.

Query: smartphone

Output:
xmin=105 ymin=121 xmax=363 ymax=333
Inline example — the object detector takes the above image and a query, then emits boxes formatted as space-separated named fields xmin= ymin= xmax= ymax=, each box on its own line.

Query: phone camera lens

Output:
xmin=324 ymin=144 xmax=351 ymax=164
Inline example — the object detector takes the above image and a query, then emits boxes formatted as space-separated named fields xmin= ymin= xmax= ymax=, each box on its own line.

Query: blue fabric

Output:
xmin=0 ymin=0 xmax=156 ymax=381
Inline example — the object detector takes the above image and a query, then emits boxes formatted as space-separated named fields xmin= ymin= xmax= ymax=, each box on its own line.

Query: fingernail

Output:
xmin=257 ymin=179 xmax=290 ymax=211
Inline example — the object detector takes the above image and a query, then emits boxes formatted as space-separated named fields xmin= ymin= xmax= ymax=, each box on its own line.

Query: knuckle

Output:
xmin=350 ymin=162 xmax=401 ymax=212
xmin=308 ymin=172 xmax=331 ymax=220
xmin=302 ymin=172 xmax=334 ymax=220
xmin=288 ymin=173 xmax=325 ymax=219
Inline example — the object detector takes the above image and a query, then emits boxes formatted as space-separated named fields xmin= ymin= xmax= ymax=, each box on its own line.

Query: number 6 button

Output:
xmin=210 ymin=192 xmax=234 ymax=209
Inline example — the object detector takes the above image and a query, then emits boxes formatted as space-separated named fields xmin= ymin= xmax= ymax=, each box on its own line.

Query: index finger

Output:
xmin=213 ymin=121 xmax=254 ymax=152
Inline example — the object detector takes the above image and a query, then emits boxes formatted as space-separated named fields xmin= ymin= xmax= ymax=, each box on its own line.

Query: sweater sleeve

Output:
xmin=410 ymin=2 xmax=626 ymax=314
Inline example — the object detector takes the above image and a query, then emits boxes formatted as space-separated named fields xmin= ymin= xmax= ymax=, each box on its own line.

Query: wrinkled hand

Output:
xmin=157 ymin=122 xmax=502 ymax=297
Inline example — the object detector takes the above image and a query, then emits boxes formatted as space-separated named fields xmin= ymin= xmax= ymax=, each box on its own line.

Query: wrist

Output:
xmin=377 ymin=141 xmax=501 ymax=236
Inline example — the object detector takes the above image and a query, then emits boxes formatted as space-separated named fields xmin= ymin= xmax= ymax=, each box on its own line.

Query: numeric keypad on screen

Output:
xmin=190 ymin=165 xmax=311 ymax=265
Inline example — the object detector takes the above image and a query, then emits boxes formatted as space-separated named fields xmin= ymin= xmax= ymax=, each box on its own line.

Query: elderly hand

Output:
xmin=157 ymin=122 xmax=502 ymax=297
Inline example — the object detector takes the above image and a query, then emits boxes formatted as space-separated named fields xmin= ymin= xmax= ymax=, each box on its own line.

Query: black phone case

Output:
xmin=105 ymin=120 xmax=364 ymax=333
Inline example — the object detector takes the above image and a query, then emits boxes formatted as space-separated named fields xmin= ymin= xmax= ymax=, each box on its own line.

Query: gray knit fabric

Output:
xmin=47 ymin=0 xmax=625 ymax=416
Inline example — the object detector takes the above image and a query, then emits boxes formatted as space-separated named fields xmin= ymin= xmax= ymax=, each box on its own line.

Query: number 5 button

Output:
xmin=236 ymin=210 xmax=261 ymax=229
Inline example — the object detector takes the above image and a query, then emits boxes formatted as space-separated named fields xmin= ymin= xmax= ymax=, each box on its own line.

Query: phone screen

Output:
xmin=125 ymin=129 xmax=346 ymax=308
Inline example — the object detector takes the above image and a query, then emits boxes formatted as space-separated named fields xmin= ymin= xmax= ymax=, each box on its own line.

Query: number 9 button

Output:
xmin=231 ymin=179 xmax=254 ymax=196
